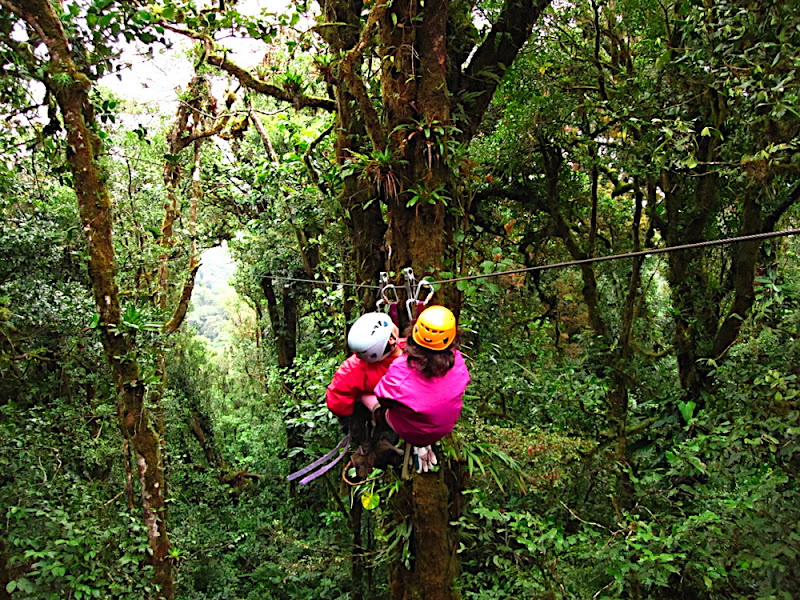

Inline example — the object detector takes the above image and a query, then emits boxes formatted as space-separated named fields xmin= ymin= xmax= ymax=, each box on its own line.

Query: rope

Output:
xmin=259 ymin=228 xmax=800 ymax=289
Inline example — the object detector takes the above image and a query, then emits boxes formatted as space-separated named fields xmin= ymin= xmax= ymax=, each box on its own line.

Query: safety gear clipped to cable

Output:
xmin=413 ymin=445 xmax=438 ymax=474
xmin=348 ymin=312 xmax=397 ymax=363
xmin=412 ymin=305 xmax=456 ymax=351
xmin=376 ymin=271 xmax=401 ymax=326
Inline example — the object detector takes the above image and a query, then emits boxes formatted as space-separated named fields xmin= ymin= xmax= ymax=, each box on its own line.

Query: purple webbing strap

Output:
xmin=389 ymin=302 xmax=398 ymax=326
xmin=287 ymin=433 xmax=351 ymax=483
xmin=297 ymin=443 xmax=350 ymax=485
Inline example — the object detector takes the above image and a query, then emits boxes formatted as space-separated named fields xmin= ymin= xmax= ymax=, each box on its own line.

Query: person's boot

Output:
xmin=347 ymin=442 xmax=375 ymax=483
xmin=374 ymin=439 xmax=404 ymax=470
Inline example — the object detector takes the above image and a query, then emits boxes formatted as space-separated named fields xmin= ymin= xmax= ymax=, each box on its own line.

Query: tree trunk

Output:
xmin=185 ymin=0 xmax=551 ymax=594
xmin=351 ymin=499 xmax=365 ymax=600
xmin=389 ymin=467 xmax=459 ymax=600
xmin=10 ymin=2 xmax=174 ymax=597
xmin=261 ymin=279 xmax=298 ymax=370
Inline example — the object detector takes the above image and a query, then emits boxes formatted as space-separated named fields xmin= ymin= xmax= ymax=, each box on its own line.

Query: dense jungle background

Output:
xmin=1 ymin=0 xmax=799 ymax=598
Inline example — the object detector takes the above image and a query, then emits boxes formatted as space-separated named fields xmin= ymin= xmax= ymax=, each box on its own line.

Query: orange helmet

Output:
xmin=412 ymin=306 xmax=456 ymax=351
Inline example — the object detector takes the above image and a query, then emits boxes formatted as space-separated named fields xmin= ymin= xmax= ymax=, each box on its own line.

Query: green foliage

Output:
xmin=2 ymin=0 xmax=800 ymax=598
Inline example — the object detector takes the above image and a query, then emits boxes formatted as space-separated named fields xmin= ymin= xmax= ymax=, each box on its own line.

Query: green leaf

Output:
xmin=655 ymin=49 xmax=672 ymax=71
xmin=361 ymin=492 xmax=380 ymax=510
xmin=687 ymin=455 xmax=707 ymax=474
xmin=678 ymin=400 xmax=696 ymax=422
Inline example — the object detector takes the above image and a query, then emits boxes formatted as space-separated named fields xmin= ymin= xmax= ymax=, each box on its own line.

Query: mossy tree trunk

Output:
xmin=176 ymin=0 xmax=551 ymax=594
xmin=7 ymin=1 xmax=174 ymax=597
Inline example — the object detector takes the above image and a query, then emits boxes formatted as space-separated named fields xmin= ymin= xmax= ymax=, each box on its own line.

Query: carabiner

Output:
xmin=415 ymin=278 xmax=435 ymax=306
xmin=379 ymin=283 xmax=400 ymax=307
xmin=403 ymin=268 xmax=418 ymax=320
xmin=376 ymin=272 xmax=395 ymax=311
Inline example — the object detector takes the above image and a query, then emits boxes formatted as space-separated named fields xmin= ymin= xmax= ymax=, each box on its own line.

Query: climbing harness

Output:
xmin=342 ymin=441 xmax=414 ymax=484
xmin=287 ymin=433 xmax=351 ymax=485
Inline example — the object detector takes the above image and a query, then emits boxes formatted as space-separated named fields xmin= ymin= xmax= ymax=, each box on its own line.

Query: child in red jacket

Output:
xmin=326 ymin=312 xmax=405 ymax=418
xmin=326 ymin=312 xmax=406 ymax=480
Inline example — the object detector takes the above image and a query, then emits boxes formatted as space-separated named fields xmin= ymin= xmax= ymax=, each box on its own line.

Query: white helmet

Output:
xmin=348 ymin=312 xmax=396 ymax=363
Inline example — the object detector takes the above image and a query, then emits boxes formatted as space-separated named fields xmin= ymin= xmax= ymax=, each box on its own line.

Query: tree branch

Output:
xmin=161 ymin=23 xmax=336 ymax=112
xmin=337 ymin=0 xmax=390 ymax=150
xmin=207 ymin=51 xmax=336 ymax=112
xmin=763 ymin=181 xmax=800 ymax=232
xmin=457 ymin=0 xmax=552 ymax=140
xmin=303 ymin=124 xmax=334 ymax=196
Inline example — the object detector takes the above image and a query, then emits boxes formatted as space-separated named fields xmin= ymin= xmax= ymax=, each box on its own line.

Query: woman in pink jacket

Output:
xmin=363 ymin=305 xmax=471 ymax=473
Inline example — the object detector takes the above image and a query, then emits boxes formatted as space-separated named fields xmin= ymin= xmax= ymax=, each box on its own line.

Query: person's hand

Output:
xmin=413 ymin=445 xmax=437 ymax=473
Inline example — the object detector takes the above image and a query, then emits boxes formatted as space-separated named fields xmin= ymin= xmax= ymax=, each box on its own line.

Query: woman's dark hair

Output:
xmin=404 ymin=323 xmax=461 ymax=378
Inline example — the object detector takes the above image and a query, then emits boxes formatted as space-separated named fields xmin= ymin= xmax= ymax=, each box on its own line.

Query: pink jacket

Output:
xmin=326 ymin=340 xmax=406 ymax=417
xmin=374 ymin=350 xmax=470 ymax=446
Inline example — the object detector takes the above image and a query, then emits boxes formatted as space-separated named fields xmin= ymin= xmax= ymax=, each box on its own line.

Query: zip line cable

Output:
xmin=259 ymin=275 xmax=381 ymax=290
xmin=436 ymin=227 xmax=800 ymax=285
xmin=260 ymin=227 xmax=800 ymax=289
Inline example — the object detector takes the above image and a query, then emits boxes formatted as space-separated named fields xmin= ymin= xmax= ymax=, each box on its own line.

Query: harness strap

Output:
xmin=287 ymin=433 xmax=351 ymax=484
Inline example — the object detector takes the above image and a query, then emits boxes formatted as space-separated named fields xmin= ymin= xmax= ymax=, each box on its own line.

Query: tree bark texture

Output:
xmin=351 ymin=497 xmax=365 ymax=600
xmin=389 ymin=467 xmax=459 ymax=600
xmin=260 ymin=278 xmax=298 ymax=370
xmin=8 ymin=2 xmax=174 ymax=597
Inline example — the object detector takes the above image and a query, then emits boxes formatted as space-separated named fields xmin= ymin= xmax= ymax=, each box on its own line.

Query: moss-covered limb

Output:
xmin=319 ymin=0 xmax=387 ymax=292
xmin=338 ymin=0 xmax=392 ymax=152
xmin=620 ymin=185 xmax=645 ymax=358
xmin=249 ymin=106 xmax=281 ymax=162
xmin=209 ymin=51 xmax=336 ymax=111
xmin=457 ymin=0 xmax=552 ymax=141
xmin=538 ymin=141 xmax=610 ymax=341
xmin=339 ymin=60 xmax=386 ymax=152
xmin=711 ymin=190 xmax=761 ymax=358
xmin=302 ymin=124 xmax=334 ymax=197
xmin=10 ymin=2 xmax=175 ymax=597
xmin=160 ymin=22 xmax=337 ymax=112
xmin=163 ymin=260 xmax=200 ymax=334
xmin=160 ymin=79 xmax=213 ymax=330
xmin=127 ymin=414 xmax=173 ymax=598
xmin=12 ymin=0 xmax=117 ymax=333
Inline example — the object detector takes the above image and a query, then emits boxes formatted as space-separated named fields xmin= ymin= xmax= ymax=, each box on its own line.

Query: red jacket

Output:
xmin=326 ymin=340 xmax=406 ymax=417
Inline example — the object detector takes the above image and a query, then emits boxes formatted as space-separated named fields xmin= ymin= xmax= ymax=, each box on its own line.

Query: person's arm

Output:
xmin=326 ymin=359 xmax=360 ymax=417
xmin=359 ymin=393 xmax=379 ymax=412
